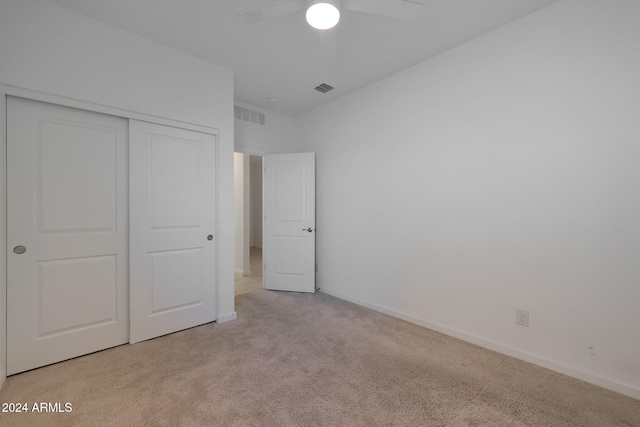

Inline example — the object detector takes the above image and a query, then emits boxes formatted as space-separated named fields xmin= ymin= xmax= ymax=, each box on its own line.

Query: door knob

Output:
xmin=302 ymin=228 xmax=314 ymax=232
xmin=13 ymin=245 xmax=26 ymax=254
xmin=207 ymin=235 xmax=214 ymax=241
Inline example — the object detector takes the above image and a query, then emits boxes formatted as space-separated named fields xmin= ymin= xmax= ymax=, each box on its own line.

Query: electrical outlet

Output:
xmin=516 ymin=309 xmax=529 ymax=327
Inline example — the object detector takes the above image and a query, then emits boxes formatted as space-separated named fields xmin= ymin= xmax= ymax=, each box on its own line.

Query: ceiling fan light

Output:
xmin=306 ymin=1 xmax=340 ymax=30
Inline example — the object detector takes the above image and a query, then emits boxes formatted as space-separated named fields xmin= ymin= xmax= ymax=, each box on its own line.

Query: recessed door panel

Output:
xmin=150 ymin=136 xmax=200 ymax=229
xmin=40 ymin=121 xmax=117 ymax=232
xmin=275 ymin=163 xmax=306 ymax=221
xmin=275 ymin=236 xmax=306 ymax=275
xmin=151 ymin=249 xmax=203 ymax=313
xmin=7 ymin=97 xmax=128 ymax=375
xmin=39 ymin=256 xmax=118 ymax=335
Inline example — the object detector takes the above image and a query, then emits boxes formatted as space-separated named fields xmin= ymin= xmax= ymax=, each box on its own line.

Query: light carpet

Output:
xmin=0 ymin=289 xmax=638 ymax=426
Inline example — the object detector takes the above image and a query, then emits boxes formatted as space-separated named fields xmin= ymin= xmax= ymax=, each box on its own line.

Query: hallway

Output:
xmin=234 ymin=247 xmax=262 ymax=295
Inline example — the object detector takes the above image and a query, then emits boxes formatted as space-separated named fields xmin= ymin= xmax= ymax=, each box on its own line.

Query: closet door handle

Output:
xmin=13 ymin=245 xmax=27 ymax=254
xmin=303 ymin=228 xmax=314 ymax=232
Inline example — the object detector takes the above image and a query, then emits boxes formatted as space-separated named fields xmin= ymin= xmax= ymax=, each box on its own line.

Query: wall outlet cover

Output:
xmin=516 ymin=309 xmax=529 ymax=327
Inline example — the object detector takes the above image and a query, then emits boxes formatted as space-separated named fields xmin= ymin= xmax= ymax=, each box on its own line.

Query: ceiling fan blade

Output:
xmin=344 ymin=0 xmax=425 ymax=20
xmin=238 ymin=0 xmax=307 ymax=24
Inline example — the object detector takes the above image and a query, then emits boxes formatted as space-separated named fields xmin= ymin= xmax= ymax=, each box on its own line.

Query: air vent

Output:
xmin=314 ymin=83 xmax=334 ymax=94
xmin=234 ymin=105 xmax=265 ymax=126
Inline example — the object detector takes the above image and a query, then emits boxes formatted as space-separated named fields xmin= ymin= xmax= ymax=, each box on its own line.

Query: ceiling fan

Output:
xmin=239 ymin=0 xmax=425 ymax=30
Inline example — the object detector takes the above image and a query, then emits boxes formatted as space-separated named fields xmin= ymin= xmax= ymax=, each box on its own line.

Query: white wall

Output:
xmin=0 ymin=0 xmax=236 ymax=387
xmin=234 ymin=153 xmax=251 ymax=275
xmin=250 ymin=155 xmax=263 ymax=248
xmin=234 ymin=102 xmax=295 ymax=258
xmin=296 ymin=0 xmax=640 ymax=398
xmin=0 ymin=1 xmax=233 ymax=129
xmin=235 ymin=102 xmax=297 ymax=155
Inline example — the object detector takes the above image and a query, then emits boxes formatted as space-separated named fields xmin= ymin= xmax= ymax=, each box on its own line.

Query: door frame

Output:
xmin=233 ymin=148 xmax=266 ymax=289
xmin=233 ymin=148 xmax=317 ymax=294
xmin=0 ymin=85 xmax=224 ymax=386
xmin=234 ymin=152 xmax=252 ymax=278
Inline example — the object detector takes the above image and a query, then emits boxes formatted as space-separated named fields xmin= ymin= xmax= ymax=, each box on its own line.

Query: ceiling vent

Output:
xmin=314 ymin=83 xmax=334 ymax=94
xmin=234 ymin=105 xmax=265 ymax=126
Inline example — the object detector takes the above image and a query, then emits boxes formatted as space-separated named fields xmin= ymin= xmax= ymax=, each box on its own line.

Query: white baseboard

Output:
xmin=319 ymin=287 xmax=640 ymax=400
xmin=217 ymin=311 xmax=237 ymax=324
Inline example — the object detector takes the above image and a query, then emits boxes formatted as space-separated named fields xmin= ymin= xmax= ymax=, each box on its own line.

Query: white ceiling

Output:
xmin=43 ymin=0 xmax=559 ymax=116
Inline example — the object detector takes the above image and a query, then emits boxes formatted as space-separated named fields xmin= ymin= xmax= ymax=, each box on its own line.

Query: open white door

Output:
xmin=6 ymin=97 xmax=128 ymax=374
xmin=263 ymin=153 xmax=315 ymax=293
xmin=129 ymin=120 xmax=217 ymax=343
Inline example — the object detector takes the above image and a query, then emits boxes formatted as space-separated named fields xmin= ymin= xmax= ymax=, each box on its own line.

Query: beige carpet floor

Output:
xmin=0 ymin=289 xmax=638 ymax=426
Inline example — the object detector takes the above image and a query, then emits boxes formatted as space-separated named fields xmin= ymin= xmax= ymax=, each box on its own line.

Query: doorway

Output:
xmin=233 ymin=151 xmax=316 ymax=294
xmin=234 ymin=152 xmax=263 ymax=295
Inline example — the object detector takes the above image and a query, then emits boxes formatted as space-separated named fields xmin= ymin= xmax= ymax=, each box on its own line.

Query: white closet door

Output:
xmin=263 ymin=153 xmax=316 ymax=293
xmin=129 ymin=120 xmax=217 ymax=344
xmin=7 ymin=97 xmax=129 ymax=375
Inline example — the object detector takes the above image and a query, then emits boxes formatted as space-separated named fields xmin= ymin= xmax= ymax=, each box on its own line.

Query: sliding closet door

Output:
xmin=129 ymin=120 xmax=217 ymax=343
xmin=6 ymin=97 xmax=129 ymax=375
